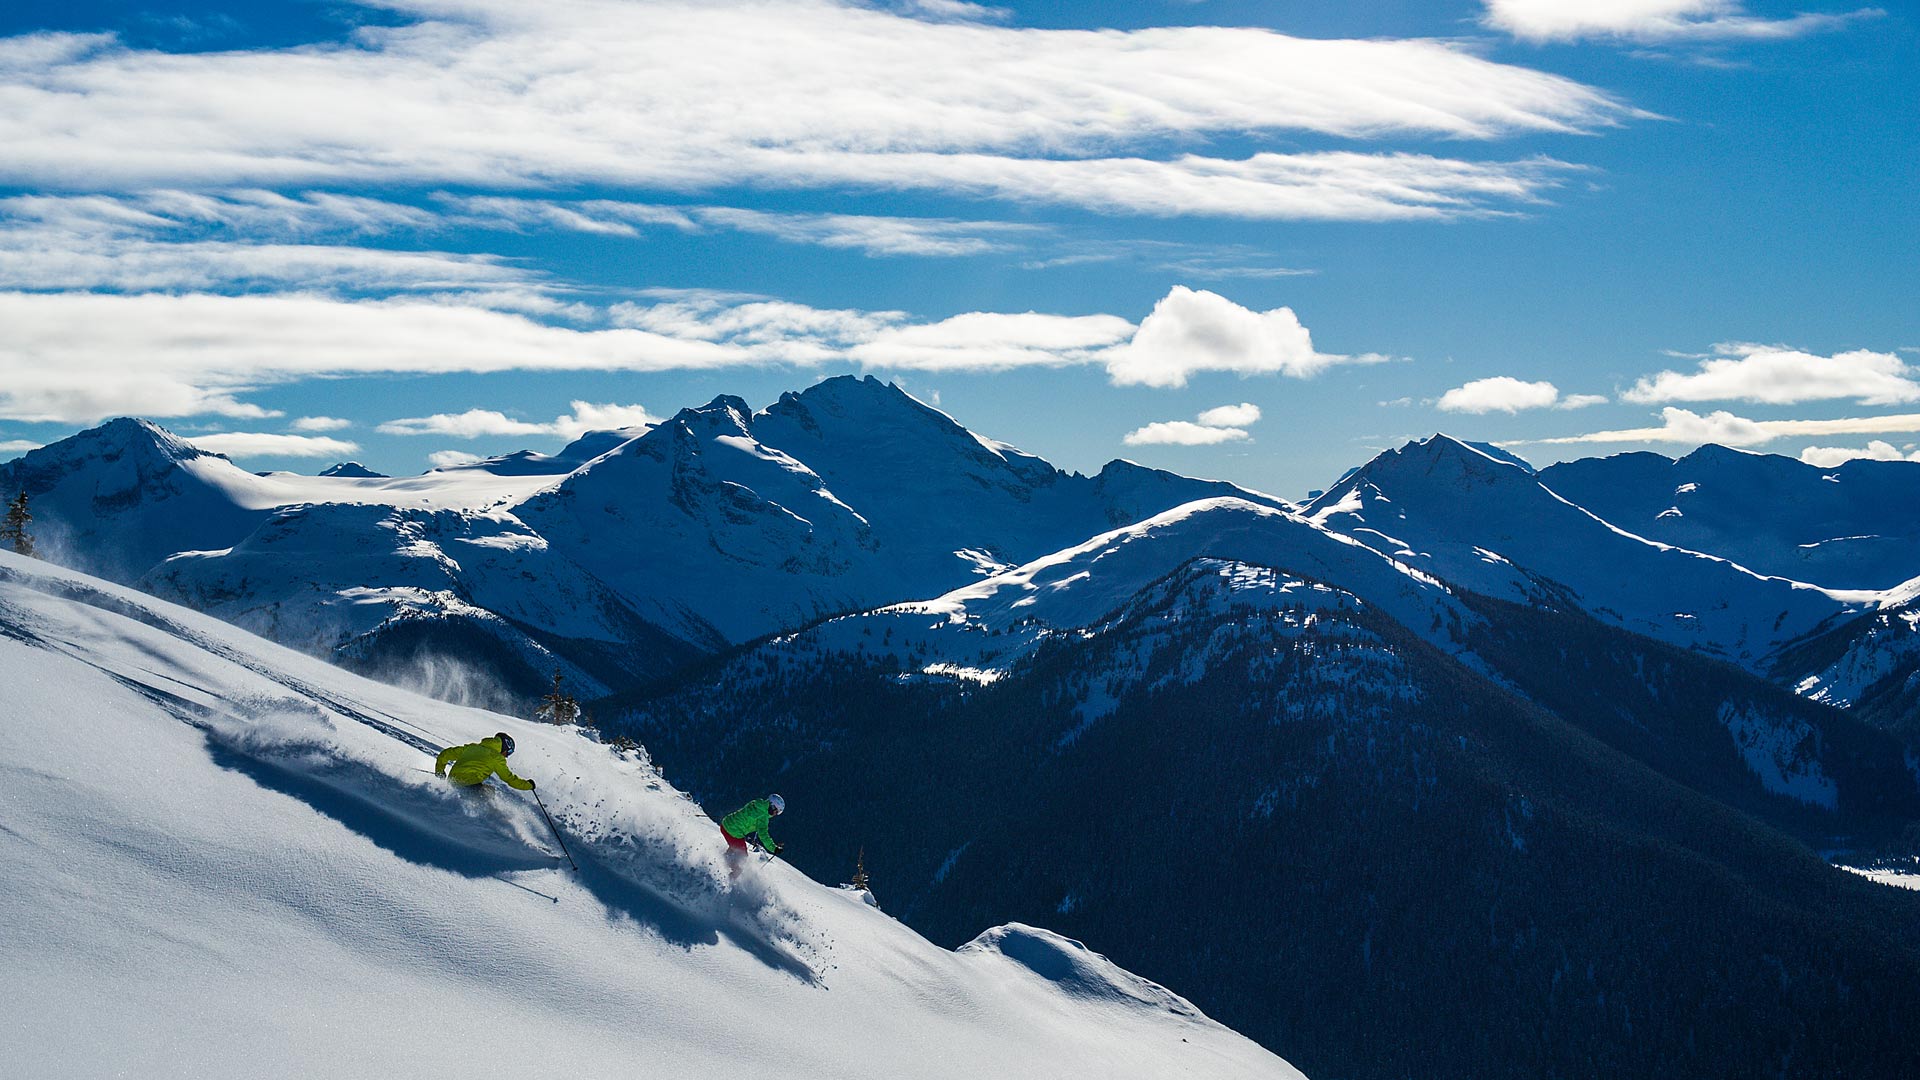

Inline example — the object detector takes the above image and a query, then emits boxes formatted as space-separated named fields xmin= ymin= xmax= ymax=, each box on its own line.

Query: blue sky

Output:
xmin=0 ymin=0 xmax=1914 ymax=494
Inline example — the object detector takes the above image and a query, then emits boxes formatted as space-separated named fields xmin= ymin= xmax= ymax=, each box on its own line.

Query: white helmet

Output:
xmin=768 ymin=793 xmax=786 ymax=815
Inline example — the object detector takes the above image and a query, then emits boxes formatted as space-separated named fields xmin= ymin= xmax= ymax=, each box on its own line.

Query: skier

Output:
xmin=435 ymin=732 xmax=535 ymax=792
xmin=720 ymin=794 xmax=785 ymax=863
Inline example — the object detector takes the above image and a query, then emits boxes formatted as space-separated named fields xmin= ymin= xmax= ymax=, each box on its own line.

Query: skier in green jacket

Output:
xmin=721 ymin=794 xmax=784 ymax=857
xmin=435 ymin=732 xmax=535 ymax=791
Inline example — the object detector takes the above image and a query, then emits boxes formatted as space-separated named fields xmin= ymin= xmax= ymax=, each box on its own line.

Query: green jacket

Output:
xmin=435 ymin=737 xmax=532 ymax=790
xmin=721 ymin=798 xmax=779 ymax=852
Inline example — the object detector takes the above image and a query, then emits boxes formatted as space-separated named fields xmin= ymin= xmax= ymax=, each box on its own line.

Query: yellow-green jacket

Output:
xmin=435 ymin=736 xmax=532 ymax=790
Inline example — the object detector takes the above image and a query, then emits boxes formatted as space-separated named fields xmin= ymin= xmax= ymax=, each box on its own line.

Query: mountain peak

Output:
xmin=656 ymin=394 xmax=755 ymax=438
xmin=319 ymin=461 xmax=387 ymax=479
xmin=1677 ymin=443 xmax=1771 ymax=466
xmin=23 ymin=416 xmax=211 ymax=469
xmin=1351 ymin=433 xmax=1537 ymax=487
xmin=769 ymin=374 xmax=942 ymax=430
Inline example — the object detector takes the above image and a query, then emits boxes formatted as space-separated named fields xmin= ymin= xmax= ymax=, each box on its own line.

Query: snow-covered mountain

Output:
xmin=141 ymin=502 xmax=698 ymax=709
xmin=513 ymin=376 xmax=1292 ymax=646
xmin=1540 ymin=445 xmax=1920 ymax=591
xmin=5 ymin=379 xmax=1290 ymax=708
xmin=767 ymin=497 xmax=1475 ymax=684
xmin=0 ymin=418 xmax=280 ymax=580
xmin=1303 ymin=435 xmax=1869 ymax=672
xmin=614 ymin=496 xmax=1920 ymax=1080
xmin=0 ymin=418 xmax=568 ymax=585
xmin=318 ymin=461 xmax=389 ymax=478
xmin=0 ymin=549 xmax=1298 ymax=1080
xmin=7 ymin=398 xmax=1916 ymax=738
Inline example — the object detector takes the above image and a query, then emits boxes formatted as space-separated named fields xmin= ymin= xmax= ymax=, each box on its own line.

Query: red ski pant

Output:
xmin=721 ymin=826 xmax=749 ymax=852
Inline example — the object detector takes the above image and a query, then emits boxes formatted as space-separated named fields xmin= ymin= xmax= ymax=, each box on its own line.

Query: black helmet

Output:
xmin=495 ymin=732 xmax=515 ymax=756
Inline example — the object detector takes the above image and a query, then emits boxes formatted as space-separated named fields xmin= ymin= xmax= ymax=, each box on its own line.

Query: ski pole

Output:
xmin=530 ymin=787 xmax=579 ymax=873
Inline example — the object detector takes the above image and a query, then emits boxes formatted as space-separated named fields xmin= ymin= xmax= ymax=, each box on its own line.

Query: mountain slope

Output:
xmin=514 ymin=376 xmax=1291 ymax=646
xmin=0 ymin=549 xmax=1297 ymax=1080
xmin=141 ymin=502 xmax=702 ymax=709
xmin=0 ymin=418 xmax=277 ymax=579
xmin=1540 ymin=446 xmax=1920 ymax=591
xmin=616 ymin=530 xmax=1920 ymax=1080
xmin=1304 ymin=435 xmax=1867 ymax=672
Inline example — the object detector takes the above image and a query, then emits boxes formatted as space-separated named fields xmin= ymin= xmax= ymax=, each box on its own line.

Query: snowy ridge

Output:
xmin=514 ymin=377 xmax=1292 ymax=647
xmin=1306 ymin=435 xmax=1870 ymax=672
xmin=0 ymin=550 xmax=1298 ymax=1080
xmin=678 ymin=498 xmax=1470 ymax=724
xmin=10 ymin=381 xmax=1287 ymax=703
xmin=1541 ymin=445 xmax=1920 ymax=591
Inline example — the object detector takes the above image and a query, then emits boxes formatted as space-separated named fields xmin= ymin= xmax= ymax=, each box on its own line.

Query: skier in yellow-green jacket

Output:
xmin=435 ymin=732 xmax=535 ymax=791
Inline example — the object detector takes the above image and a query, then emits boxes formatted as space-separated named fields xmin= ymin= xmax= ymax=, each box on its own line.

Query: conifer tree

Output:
xmin=1 ymin=491 xmax=33 ymax=557
xmin=535 ymin=670 xmax=581 ymax=725
xmin=851 ymin=846 xmax=871 ymax=892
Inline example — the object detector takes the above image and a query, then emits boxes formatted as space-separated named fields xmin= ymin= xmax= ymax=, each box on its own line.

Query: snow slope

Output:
xmin=0 ymin=549 xmax=1298 ymax=1080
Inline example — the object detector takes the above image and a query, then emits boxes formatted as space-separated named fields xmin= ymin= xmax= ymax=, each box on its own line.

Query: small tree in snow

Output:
xmin=1 ymin=492 xmax=33 ymax=557
xmin=535 ymin=670 xmax=581 ymax=725
xmin=851 ymin=847 xmax=872 ymax=893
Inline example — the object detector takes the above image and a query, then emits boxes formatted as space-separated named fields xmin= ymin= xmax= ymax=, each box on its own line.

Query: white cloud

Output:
xmin=1106 ymin=287 xmax=1375 ymax=389
xmin=0 ymin=286 xmax=1366 ymax=423
xmin=1527 ymin=407 xmax=1920 ymax=447
xmin=850 ymin=311 xmax=1136 ymax=372
xmin=1437 ymin=376 xmax=1562 ymax=414
xmin=1623 ymin=344 xmax=1919 ymax=406
xmin=291 ymin=416 xmax=352 ymax=431
xmin=0 ymin=3 xmax=1635 ymax=220
xmin=689 ymin=207 xmax=1036 ymax=257
xmin=1483 ymin=0 xmax=1880 ymax=43
xmin=381 ymin=401 xmax=659 ymax=439
xmin=0 ymin=439 xmax=41 ymax=454
xmin=1122 ymin=421 xmax=1252 ymax=446
xmin=0 ymin=291 xmax=746 ymax=422
xmin=1797 ymin=440 xmax=1920 ymax=467
xmin=187 ymin=432 xmax=359 ymax=458
xmin=0 ymin=192 xmax=531 ymax=292
xmin=448 ymin=197 xmax=1038 ymax=256
xmin=1125 ymin=400 xmax=1262 ymax=445
xmin=1195 ymin=402 xmax=1262 ymax=428
xmin=427 ymin=449 xmax=485 ymax=469
xmin=1436 ymin=377 xmax=1612 ymax=413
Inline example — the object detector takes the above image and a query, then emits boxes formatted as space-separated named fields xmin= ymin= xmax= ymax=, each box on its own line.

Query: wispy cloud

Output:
xmin=380 ymin=401 xmax=659 ymax=439
xmin=1622 ymin=344 xmax=1918 ymax=406
xmin=1483 ymin=0 xmax=1881 ymax=43
xmin=0 ymin=2 xmax=1635 ymax=220
xmin=0 ymin=191 xmax=529 ymax=292
xmin=187 ymin=432 xmax=359 ymax=458
xmin=1523 ymin=407 xmax=1920 ymax=447
xmin=0 ymin=286 xmax=1373 ymax=423
xmin=427 ymin=449 xmax=485 ymax=469
xmin=291 ymin=416 xmax=352 ymax=432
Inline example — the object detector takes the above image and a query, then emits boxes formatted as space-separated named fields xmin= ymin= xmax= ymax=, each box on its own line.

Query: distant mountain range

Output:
xmin=7 ymin=376 xmax=1920 ymax=1077
xmin=4 ymin=379 xmax=1915 ymax=730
